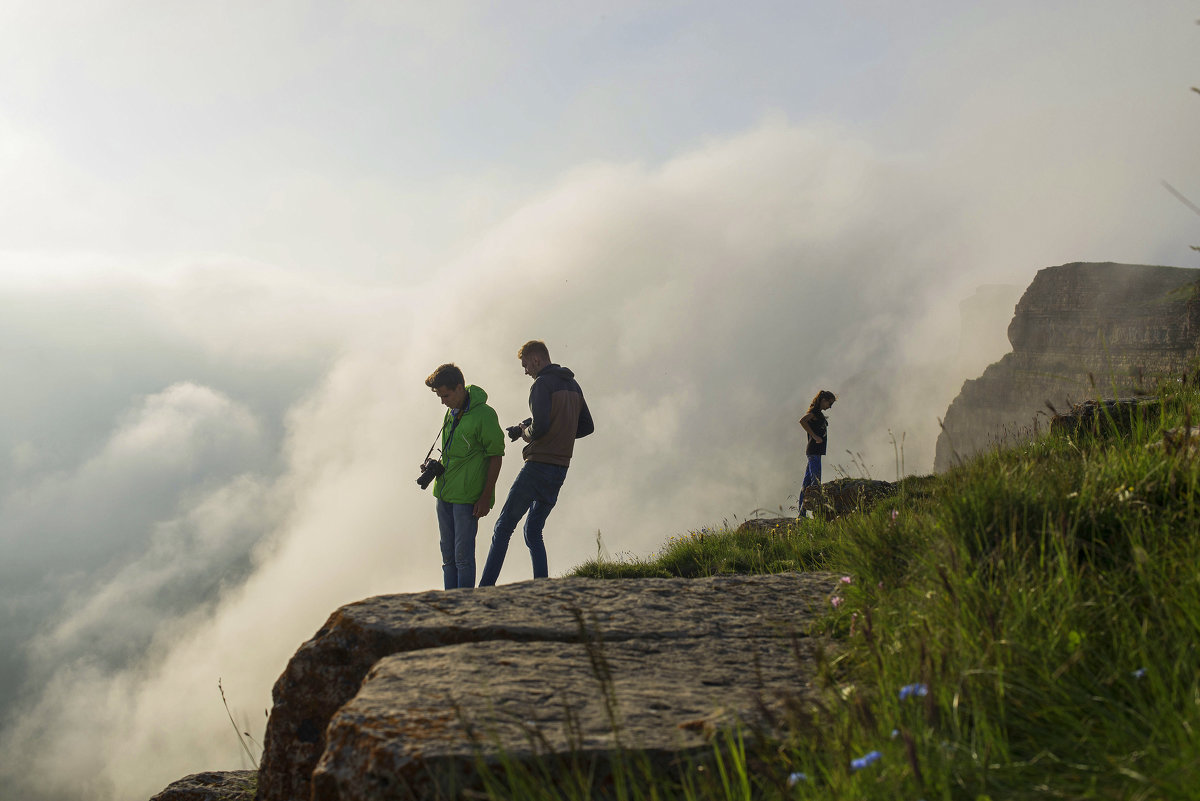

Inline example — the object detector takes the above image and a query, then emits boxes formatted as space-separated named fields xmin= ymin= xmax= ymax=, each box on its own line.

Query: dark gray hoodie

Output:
xmin=523 ymin=364 xmax=594 ymax=466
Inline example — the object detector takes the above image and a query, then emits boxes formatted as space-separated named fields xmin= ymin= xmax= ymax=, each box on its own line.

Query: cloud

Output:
xmin=2 ymin=383 xmax=261 ymax=568
xmin=0 ymin=265 xmax=366 ymax=800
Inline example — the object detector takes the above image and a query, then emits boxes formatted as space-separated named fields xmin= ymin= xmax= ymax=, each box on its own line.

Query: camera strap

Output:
xmin=424 ymin=397 xmax=471 ymax=461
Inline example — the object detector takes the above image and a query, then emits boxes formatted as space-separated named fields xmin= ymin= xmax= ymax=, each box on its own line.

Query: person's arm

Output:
xmin=576 ymin=393 xmax=594 ymax=438
xmin=473 ymin=455 xmax=503 ymax=518
xmin=799 ymin=412 xmax=823 ymax=444
xmin=527 ymin=378 xmax=552 ymax=440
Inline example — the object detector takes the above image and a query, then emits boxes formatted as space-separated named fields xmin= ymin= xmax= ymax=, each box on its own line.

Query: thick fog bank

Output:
xmin=0 ymin=114 xmax=1195 ymax=800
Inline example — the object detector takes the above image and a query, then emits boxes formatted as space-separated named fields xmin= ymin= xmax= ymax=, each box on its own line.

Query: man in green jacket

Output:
xmin=424 ymin=364 xmax=505 ymax=589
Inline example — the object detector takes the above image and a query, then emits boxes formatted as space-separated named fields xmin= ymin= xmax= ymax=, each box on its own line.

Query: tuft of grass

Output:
xmin=218 ymin=679 xmax=264 ymax=769
xmin=572 ymin=521 xmax=835 ymax=579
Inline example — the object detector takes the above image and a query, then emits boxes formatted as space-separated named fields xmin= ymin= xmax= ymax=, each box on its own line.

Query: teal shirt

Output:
xmin=432 ymin=385 xmax=505 ymax=505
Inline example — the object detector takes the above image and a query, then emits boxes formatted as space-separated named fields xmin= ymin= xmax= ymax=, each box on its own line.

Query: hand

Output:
xmin=506 ymin=418 xmax=533 ymax=442
xmin=814 ymin=436 xmax=823 ymax=444
xmin=473 ymin=497 xmax=491 ymax=518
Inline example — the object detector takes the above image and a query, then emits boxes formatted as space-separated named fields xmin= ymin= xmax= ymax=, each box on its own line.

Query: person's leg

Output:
xmin=436 ymin=499 xmax=458 ymax=589
xmin=478 ymin=463 xmax=538 ymax=586
xmin=451 ymin=502 xmax=479 ymax=588
xmin=522 ymin=464 xmax=567 ymax=579
xmin=800 ymin=455 xmax=822 ymax=517
xmin=802 ymin=455 xmax=822 ymax=491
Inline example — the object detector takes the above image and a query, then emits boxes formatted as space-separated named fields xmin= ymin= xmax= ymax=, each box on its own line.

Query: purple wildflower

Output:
xmin=850 ymin=750 xmax=882 ymax=772
xmin=899 ymin=683 xmax=929 ymax=700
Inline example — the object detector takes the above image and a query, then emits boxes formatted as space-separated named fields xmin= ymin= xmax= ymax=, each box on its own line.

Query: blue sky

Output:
xmin=0 ymin=3 xmax=1196 ymax=799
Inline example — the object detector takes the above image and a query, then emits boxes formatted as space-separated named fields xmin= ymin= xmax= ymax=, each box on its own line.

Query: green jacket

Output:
xmin=432 ymin=385 xmax=505 ymax=506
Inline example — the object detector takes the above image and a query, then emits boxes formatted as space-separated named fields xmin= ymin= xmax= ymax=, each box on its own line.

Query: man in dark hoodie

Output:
xmin=478 ymin=340 xmax=594 ymax=585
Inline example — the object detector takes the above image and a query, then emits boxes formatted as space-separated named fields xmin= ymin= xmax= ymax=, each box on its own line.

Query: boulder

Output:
xmin=1146 ymin=425 xmax=1200 ymax=455
xmin=148 ymin=771 xmax=256 ymax=801
xmin=1049 ymin=397 xmax=1161 ymax=437
xmin=734 ymin=517 xmax=799 ymax=533
xmin=801 ymin=478 xmax=897 ymax=520
xmin=257 ymin=572 xmax=837 ymax=801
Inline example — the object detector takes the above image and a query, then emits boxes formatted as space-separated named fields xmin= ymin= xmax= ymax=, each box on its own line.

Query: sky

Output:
xmin=0 ymin=3 xmax=1197 ymax=799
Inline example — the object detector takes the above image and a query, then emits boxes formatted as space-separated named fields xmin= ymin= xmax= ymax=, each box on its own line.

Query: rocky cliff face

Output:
xmin=149 ymin=572 xmax=836 ymax=801
xmin=935 ymin=262 xmax=1200 ymax=472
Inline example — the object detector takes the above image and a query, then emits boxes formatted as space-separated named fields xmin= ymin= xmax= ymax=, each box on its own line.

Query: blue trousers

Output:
xmin=437 ymin=500 xmax=478 ymax=589
xmin=479 ymin=461 xmax=568 ymax=586
xmin=801 ymin=454 xmax=822 ymax=494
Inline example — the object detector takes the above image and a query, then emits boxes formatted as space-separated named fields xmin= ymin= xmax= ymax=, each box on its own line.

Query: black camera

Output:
xmin=507 ymin=417 xmax=533 ymax=442
xmin=416 ymin=458 xmax=445 ymax=490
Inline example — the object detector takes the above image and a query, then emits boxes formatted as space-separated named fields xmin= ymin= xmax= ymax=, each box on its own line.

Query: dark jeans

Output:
xmin=479 ymin=461 xmax=568 ymax=586
xmin=437 ymin=500 xmax=478 ymax=589
xmin=801 ymin=454 xmax=822 ymax=493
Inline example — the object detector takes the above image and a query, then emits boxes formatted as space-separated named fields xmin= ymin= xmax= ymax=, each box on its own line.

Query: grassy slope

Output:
xmin=557 ymin=381 xmax=1200 ymax=800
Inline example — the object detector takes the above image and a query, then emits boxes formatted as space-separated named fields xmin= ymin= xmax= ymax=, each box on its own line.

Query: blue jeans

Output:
xmin=801 ymin=455 xmax=822 ymax=494
xmin=437 ymin=500 xmax=478 ymax=589
xmin=479 ymin=461 xmax=568 ymax=586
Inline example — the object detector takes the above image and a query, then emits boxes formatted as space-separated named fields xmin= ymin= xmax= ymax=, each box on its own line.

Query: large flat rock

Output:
xmin=312 ymin=635 xmax=814 ymax=800
xmin=258 ymin=572 xmax=837 ymax=801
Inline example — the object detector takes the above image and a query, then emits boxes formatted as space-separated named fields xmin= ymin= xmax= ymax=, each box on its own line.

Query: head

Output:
xmin=425 ymin=363 xmax=468 ymax=409
xmin=517 ymin=340 xmax=551 ymax=378
xmin=808 ymin=390 xmax=837 ymax=414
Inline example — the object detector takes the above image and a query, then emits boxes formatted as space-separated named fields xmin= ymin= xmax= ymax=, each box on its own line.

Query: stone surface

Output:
xmin=313 ymin=635 xmax=815 ymax=801
xmin=148 ymin=771 xmax=256 ymax=801
xmin=734 ymin=480 xmax=904 ymax=531
xmin=257 ymin=572 xmax=837 ymax=801
xmin=1146 ymin=426 xmax=1200 ymax=455
xmin=936 ymin=263 xmax=1200 ymax=472
xmin=735 ymin=517 xmax=800 ymax=533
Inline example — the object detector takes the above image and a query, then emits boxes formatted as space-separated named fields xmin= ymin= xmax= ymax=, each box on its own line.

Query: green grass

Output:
xmin=475 ymin=379 xmax=1200 ymax=800
xmin=573 ymin=522 xmax=835 ymax=578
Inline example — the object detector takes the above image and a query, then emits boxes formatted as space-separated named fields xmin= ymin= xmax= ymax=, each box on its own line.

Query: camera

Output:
xmin=416 ymin=457 xmax=445 ymax=490
xmin=506 ymin=417 xmax=533 ymax=442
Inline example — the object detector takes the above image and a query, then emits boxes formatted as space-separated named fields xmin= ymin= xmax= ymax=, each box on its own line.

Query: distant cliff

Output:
xmin=935 ymin=262 xmax=1200 ymax=472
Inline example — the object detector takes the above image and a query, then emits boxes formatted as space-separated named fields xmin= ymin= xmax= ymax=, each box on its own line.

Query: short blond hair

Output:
xmin=517 ymin=340 xmax=550 ymax=361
